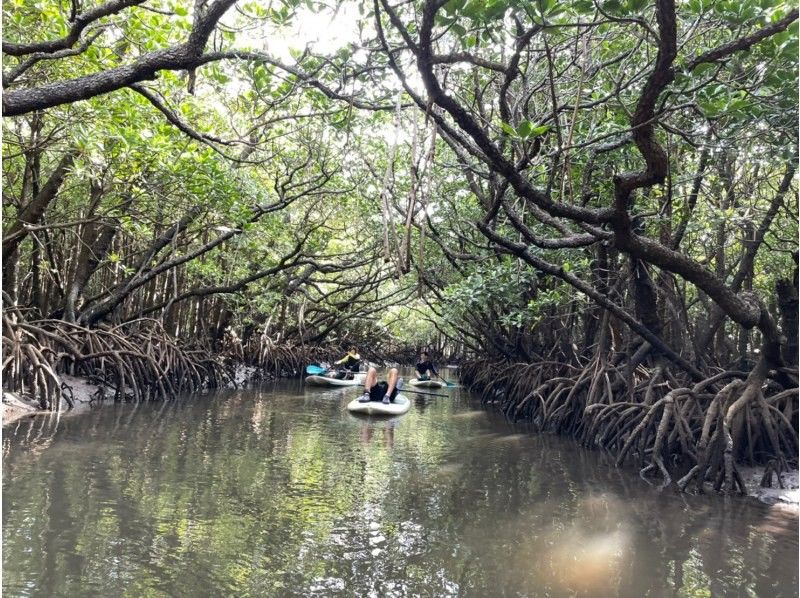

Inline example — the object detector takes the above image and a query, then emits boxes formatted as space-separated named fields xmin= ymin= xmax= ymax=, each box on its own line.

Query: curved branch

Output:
xmin=2 ymin=0 xmax=147 ymax=57
xmin=3 ymin=30 xmax=106 ymax=87
xmin=612 ymin=0 xmax=677 ymax=210
xmin=411 ymin=0 xmax=613 ymax=225
xmin=684 ymin=9 xmax=799 ymax=71
xmin=127 ymin=83 xmax=261 ymax=162
xmin=3 ymin=0 xmax=237 ymax=116
xmin=431 ymin=52 xmax=508 ymax=72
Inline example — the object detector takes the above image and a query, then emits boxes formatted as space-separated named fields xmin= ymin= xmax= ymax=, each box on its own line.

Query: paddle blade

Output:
xmin=435 ymin=373 xmax=458 ymax=387
xmin=306 ymin=364 xmax=326 ymax=375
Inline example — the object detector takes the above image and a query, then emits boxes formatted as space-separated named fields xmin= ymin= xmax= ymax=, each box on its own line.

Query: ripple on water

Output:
xmin=2 ymin=382 xmax=798 ymax=597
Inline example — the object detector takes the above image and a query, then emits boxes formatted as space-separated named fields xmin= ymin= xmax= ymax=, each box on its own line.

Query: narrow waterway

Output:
xmin=3 ymin=378 xmax=798 ymax=597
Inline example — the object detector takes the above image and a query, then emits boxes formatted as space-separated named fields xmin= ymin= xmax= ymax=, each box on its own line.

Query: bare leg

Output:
xmin=385 ymin=368 xmax=398 ymax=398
xmin=364 ymin=367 xmax=378 ymax=392
xmin=358 ymin=367 xmax=378 ymax=402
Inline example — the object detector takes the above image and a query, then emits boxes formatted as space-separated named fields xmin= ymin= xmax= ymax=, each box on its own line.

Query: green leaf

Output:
xmin=500 ymin=122 xmax=517 ymax=136
xmin=462 ymin=0 xmax=483 ymax=19
xmin=626 ymin=0 xmax=647 ymax=12
xmin=451 ymin=23 xmax=467 ymax=38
xmin=693 ymin=62 xmax=715 ymax=77
xmin=517 ymin=120 xmax=533 ymax=138
xmin=484 ymin=0 xmax=508 ymax=19
xmin=529 ymin=124 xmax=551 ymax=137
xmin=443 ymin=0 xmax=466 ymax=15
xmin=687 ymin=0 xmax=709 ymax=12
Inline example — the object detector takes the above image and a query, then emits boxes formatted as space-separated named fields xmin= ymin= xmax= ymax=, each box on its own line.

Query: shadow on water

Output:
xmin=3 ymin=377 xmax=798 ymax=597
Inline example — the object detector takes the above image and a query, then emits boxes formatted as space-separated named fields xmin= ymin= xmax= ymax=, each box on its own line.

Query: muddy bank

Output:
xmin=2 ymin=392 xmax=38 ymax=426
xmin=3 ymin=364 xmax=264 ymax=427
xmin=741 ymin=466 xmax=800 ymax=507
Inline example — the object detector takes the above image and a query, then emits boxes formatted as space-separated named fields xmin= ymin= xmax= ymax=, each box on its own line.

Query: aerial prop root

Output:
xmin=683 ymin=374 xmax=797 ymax=494
xmin=463 ymin=357 xmax=798 ymax=493
xmin=1 ymin=315 xmax=232 ymax=408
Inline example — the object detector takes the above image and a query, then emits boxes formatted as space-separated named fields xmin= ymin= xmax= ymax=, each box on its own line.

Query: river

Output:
xmin=3 ymin=378 xmax=798 ymax=596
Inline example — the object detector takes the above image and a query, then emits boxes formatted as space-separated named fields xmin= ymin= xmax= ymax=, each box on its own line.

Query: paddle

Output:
xmin=306 ymin=364 xmax=326 ymax=375
xmin=399 ymin=388 xmax=449 ymax=398
xmin=434 ymin=371 xmax=458 ymax=388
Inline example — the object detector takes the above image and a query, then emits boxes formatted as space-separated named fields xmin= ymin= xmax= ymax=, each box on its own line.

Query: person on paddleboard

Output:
xmin=415 ymin=351 xmax=438 ymax=381
xmin=330 ymin=346 xmax=361 ymax=379
xmin=357 ymin=367 xmax=404 ymax=404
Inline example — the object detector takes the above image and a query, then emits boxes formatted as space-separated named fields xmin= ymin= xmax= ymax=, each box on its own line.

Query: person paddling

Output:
xmin=415 ymin=351 xmax=438 ymax=381
xmin=357 ymin=367 xmax=403 ymax=405
xmin=330 ymin=346 xmax=361 ymax=379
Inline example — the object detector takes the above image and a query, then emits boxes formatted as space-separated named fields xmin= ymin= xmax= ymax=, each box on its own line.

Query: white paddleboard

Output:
xmin=347 ymin=394 xmax=410 ymax=415
xmin=305 ymin=373 xmax=366 ymax=387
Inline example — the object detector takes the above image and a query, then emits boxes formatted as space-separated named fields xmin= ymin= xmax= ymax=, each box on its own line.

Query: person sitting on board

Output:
xmin=330 ymin=346 xmax=361 ymax=379
xmin=415 ymin=351 xmax=438 ymax=381
xmin=357 ymin=367 xmax=404 ymax=404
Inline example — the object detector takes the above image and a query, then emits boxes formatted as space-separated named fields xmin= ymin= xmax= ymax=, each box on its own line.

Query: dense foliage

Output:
xmin=3 ymin=0 xmax=798 ymax=491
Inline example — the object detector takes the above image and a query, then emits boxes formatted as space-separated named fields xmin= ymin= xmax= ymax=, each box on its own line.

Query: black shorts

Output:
xmin=368 ymin=381 xmax=398 ymax=402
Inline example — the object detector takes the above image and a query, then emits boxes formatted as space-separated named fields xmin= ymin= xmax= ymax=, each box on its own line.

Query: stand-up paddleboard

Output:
xmin=408 ymin=378 xmax=446 ymax=388
xmin=305 ymin=372 xmax=366 ymax=387
xmin=347 ymin=394 xmax=410 ymax=415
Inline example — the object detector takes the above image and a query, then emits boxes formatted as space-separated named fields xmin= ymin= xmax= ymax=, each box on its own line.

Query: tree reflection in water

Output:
xmin=3 ymin=382 xmax=797 ymax=597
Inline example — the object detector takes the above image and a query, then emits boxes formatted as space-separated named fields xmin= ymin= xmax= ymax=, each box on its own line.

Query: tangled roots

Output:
xmin=2 ymin=313 xmax=233 ymax=408
xmin=462 ymin=356 xmax=798 ymax=494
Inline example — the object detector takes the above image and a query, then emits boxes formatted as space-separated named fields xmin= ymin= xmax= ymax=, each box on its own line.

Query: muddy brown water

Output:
xmin=3 ymin=378 xmax=798 ymax=597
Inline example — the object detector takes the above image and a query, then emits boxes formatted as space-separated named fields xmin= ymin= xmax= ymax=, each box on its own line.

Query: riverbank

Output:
xmin=2 ymin=365 xmax=263 ymax=427
xmin=4 ymin=372 xmax=798 ymax=508
xmin=741 ymin=466 xmax=800 ymax=507
xmin=2 ymin=392 xmax=38 ymax=425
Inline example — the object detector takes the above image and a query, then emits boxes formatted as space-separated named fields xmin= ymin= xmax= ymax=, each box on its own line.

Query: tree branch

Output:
xmin=3 ymin=0 xmax=237 ymax=116
xmin=3 ymin=0 xmax=147 ymax=56
xmin=685 ymin=9 xmax=799 ymax=71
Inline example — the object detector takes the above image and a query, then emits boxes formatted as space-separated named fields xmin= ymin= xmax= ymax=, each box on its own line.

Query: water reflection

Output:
xmin=3 ymin=380 xmax=798 ymax=597
xmin=360 ymin=420 xmax=397 ymax=450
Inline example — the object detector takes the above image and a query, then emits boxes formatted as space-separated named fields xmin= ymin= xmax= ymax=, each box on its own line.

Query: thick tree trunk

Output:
xmin=3 ymin=152 xmax=75 ymax=257
xmin=3 ymin=151 xmax=75 ymax=297
xmin=63 ymin=220 xmax=119 ymax=322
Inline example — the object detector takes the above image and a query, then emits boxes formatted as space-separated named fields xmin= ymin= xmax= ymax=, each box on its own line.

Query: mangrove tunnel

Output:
xmin=2 ymin=0 xmax=799 ymax=593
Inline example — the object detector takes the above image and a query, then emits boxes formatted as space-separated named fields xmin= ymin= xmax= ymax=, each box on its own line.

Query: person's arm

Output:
xmin=431 ymin=362 xmax=438 ymax=375
xmin=334 ymin=355 xmax=346 ymax=365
